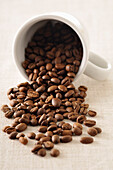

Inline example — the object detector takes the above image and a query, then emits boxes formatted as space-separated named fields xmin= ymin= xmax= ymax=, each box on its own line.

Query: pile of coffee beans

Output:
xmin=1 ymin=21 xmax=102 ymax=157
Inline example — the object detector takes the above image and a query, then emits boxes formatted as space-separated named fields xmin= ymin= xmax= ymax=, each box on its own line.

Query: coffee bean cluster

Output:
xmin=1 ymin=21 xmax=102 ymax=157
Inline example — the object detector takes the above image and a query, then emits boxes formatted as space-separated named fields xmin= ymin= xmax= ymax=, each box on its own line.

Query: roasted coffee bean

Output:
xmin=60 ymin=135 xmax=72 ymax=143
xmin=5 ymin=110 xmax=14 ymax=118
xmin=57 ymin=121 xmax=65 ymax=128
xmin=38 ymin=114 xmax=46 ymax=124
xmin=68 ymin=112 xmax=78 ymax=121
xmin=19 ymin=137 xmax=28 ymax=145
xmin=19 ymin=118 xmax=30 ymax=125
xmin=6 ymin=127 xmax=16 ymax=134
xmin=65 ymin=90 xmax=74 ymax=98
xmin=77 ymin=115 xmax=86 ymax=124
xmin=53 ymin=128 xmax=62 ymax=135
xmin=84 ymin=120 xmax=96 ymax=127
xmin=72 ymin=127 xmax=82 ymax=136
xmin=56 ymin=93 xmax=62 ymax=99
xmin=16 ymin=133 xmax=25 ymax=139
xmin=14 ymin=110 xmax=25 ymax=118
xmin=27 ymin=132 xmax=36 ymax=139
xmin=30 ymin=119 xmax=38 ymax=126
xmin=31 ymin=144 xmax=43 ymax=153
xmin=48 ymin=85 xmax=58 ymax=92
xmin=58 ymin=85 xmax=67 ymax=92
xmin=55 ymin=64 xmax=65 ymax=69
xmin=16 ymin=123 xmax=27 ymax=132
xmin=27 ymin=89 xmax=39 ymax=98
xmin=44 ymin=141 xmax=54 ymax=150
xmin=80 ymin=137 xmax=93 ymax=144
xmin=55 ymin=114 xmax=63 ymax=121
xmin=73 ymin=122 xmax=83 ymax=130
xmin=94 ymin=127 xmax=102 ymax=134
xmin=88 ymin=110 xmax=97 ymax=117
xmin=78 ymin=86 xmax=87 ymax=92
xmin=2 ymin=126 xmax=10 ymax=132
xmin=40 ymin=136 xmax=50 ymax=142
xmin=9 ymin=132 xmax=18 ymax=139
xmin=52 ymin=135 xmax=60 ymax=144
xmin=87 ymin=127 xmax=98 ymax=136
xmin=61 ymin=130 xmax=72 ymax=136
xmin=10 ymin=100 xmax=18 ymax=107
xmin=62 ymin=123 xmax=72 ymax=130
xmin=36 ymin=85 xmax=45 ymax=92
xmin=47 ymin=124 xmax=57 ymax=131
xmin=1 ymin=105 xmax=10 ymax=113
xmin=45 ymin=131 xmax=53 ymax=137
xmin=38 ymin=126 xmax=47 ymax=133
xmin=52 ymin=98 xmax=61 ymax=107
xmin=37 ymin=108 xmax=46 ymax=115
xmin=37 ymin=148 xmax=46 ymax=157
xmin=35 ymin=133 xmax=46 ymax=140
xmin=51 ymin=78 xmax=60 ymax=84
xmin=50 ymin=149 xmax=60 ymax=157
xmin=46 ymin=63 xmax=52 ymax=71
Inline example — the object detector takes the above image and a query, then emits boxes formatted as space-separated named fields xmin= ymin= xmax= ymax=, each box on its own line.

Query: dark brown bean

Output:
xmin=40 ymin=136 xmax=50 ymax=142
xmin=31 ymin=144 xmax=42 ymax=153
xmin=38 ymin=126 xmax=47 ymax=133
xmin=80 ymin=137 xmax=93 ymax=144
xmin=94 ymin=127 xmax=102 ymax=134
xmin=37 ymin=148 xmax=46 ymax=157
xmin=61 ymin=130 xmax=72 ymax=136
xmin=52 ymin=98 xmax=61 ymax=107
xmin=44 ymin=141 xmax=54 ymax=150
xmin=19 ymin=137 xmax=28 ymax=145
xmin=9 ymin=132 xmax=18 ymax=139
xmin=77 ymin=115 xmax=86 ymax=124
xmin=62 ymin=123 xmax=72 ymax=130
xmin=87 ymin=127 xmax=98 ymax=136
xmin=52 ymin=135 xmax=60 ymax=144
xmin=16 ymin=133 xmax=25 ymax=139
xmin=72 ymin=127 xmax=82 ymax=136
xmin=60 ymin=135 xmax=72 ymax=143
xmin=55 ymin=114 xmax=63 ymax=121
xmin=45 ymin=131 xmax=53 ymax=137
xmin=27 ymin=132 xmax=36 ymax=139
xmin=58 ymin=85 xmax=67 ymax=92
xmin=88 ymin=110 xmax=97 ymax=117
xmin=84 ymin=120 xmax=96 ymax=127
xmin=47 ymin=125 xmax=57 ymax=131
xmin=73 ymin=122 xmax=83 ymax=130
xmin=16 ymin=123 xmax=27 ymax=132
xmin=48 ymin=85 xmax=58 ymax=92
xmin=35 ymin=133 xmax=46 ymax=140
xmin=50 ymin=149 xmax=60 ymax=157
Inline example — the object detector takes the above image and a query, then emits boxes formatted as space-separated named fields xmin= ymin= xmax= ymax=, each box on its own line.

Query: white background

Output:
xmin=0 ymin=0 xmax=113 ymax=170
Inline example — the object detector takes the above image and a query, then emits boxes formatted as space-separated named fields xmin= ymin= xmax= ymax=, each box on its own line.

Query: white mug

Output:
xmin=13 ymin=12 xmax=111 ymax=81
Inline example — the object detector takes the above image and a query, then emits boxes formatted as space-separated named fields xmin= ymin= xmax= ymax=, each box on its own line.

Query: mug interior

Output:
xmin=13 ymin=16 xmax=86 ymax=81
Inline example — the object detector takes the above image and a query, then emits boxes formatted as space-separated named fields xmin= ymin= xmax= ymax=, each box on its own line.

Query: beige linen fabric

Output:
xmin=0 ymin=0 xmax=113 ymax=170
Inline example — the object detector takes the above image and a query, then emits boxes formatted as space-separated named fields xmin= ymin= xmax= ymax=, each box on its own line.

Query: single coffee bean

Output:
xmin=60 ymin=135 xmax=72 ymax=143
xmin=1 ymin=104 xmax=10 ymax=113
xmin=19 ymin=137 xmax=28 ymax=145
xmin=52 ymin=135 xmax=60 ymax=144
xmin=43 ymin=141 xmax=54 ymax=150
xmin=2 ymin=126 xmax=10 ymax=132
xmin=65 ymin=90 xmax=74 ymax=98
xmin=14 ymin=110 xmax=25 ymax=118
xmin=80 ymin=137 xmax=93 ymax=144
xmin=5 ymin=110 xmax=14 ymax=118
xmin=48 ymin=85 xmax=58 ymax=92
xmin=72 ymin=127 xmax=82 ymax=136
xmin=73 ymin=122 xmax=83 ymax=130
xmin=61 ymin=130 xmax=72 ymax=136
xmin=37 ymin=108 xmax=46 ymax=115
xmin=53 ymin=128 xmax=62 ymax=135
xmin=51 ymin=78 xmax=60 ymax=84
xmin=35 ymin=133 xmax=46 ymax=140
xmin=40 ymin=136 xmax=50 ymax=142
xmin=57 ymin=121 xmax=65 ymax=128
xmin=31 ymin=144 xmax=42 ymax=153
xmin=9 ymin=131 xmax=18 ymax=139
xmin=37 ymin=148 xmax=46 ymax=157
xmin=62 ymin=123 xmax=72 ymax=130
xmin=45 ymin=131 xmax=53 ymax=137
xmin=19 ymin=118 xmax=30 ymax=125
xmin=55 ymin=114 xmax=63 ymax=121
xmin=27 ymin=132 xmax=36 ymax=139
xmin=50 ymin=149 xmax=60 ymax=157
xmin=77 ymin=115 xmax=86 ymax=124
xmin=55 ymin=64 xmax=65 ymax=69
xmin=38 ymin=126 xmax=47 ymax=133
xmin=6 ymin=127 xmax=16 ymax=134
xmin=52 ymin=98 xmax=61 ymax=107
xmin=47 ymin=124 xmax=57 ymax=131
xmin=30 ymin=119 xmax=38 ymax=126
xmin=87 ymin=127 xmax=98 ymax=136
xmin=93 ymin=127 xmax=102 ymax=134
xmin=58 ymin=85 xmax=67 ymax=92
xmin=15 ymin=123 xmax=27 ymax=132
xmin=84 ymin=120 xmax=96 ymax=127
xmin=88 ymin=110 xmax=97 ymax=117
xmin=16 ymin=133 xmax=25 ymax=139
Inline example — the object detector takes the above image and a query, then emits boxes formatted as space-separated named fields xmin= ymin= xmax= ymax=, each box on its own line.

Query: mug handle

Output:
xmin=84 ymin=52 xmax=111 ymax=80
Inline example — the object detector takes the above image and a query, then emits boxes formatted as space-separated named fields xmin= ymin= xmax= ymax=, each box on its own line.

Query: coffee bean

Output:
xmin=5 ymin=110 xmax=14 ymax=118
xmin=31 ymin=144 xmax=42 ymax=153
xmin=37 ymin=148 xmax=46 ymax=157
xmin=57 ymin=121 xmax=65 ymax=128
xmin=72 ymin=127 xmax=82 ymax=136
xmin=37 ymin=108 xmax=46 ymax=115
xmin=1 ymin=105 xmax=10 ymax=113
xmin=52 ymin=135 xmax=60 ymax=144
xmin=10 ymin=100 xmax=18 ymax=107
xmin=55 ymin=114 xmax=63 ymax=121
xmin=55 ymin=64 xmax=65 ymax=69
xmin=80 ymin=137 xmax=93 ymax=144
xmin=77 ymin=115 xmax=86 ymax=124
xmin=2 ymin=126 xmax=10 ymax=132
xmin=53 ymin=128 xmax=62 ymax=135
xmin=19 ymin=137 xmax=28 ymax=145
xmin=65 ymin=90 xmax=74 ymax=98
xmin=16 ymin=123 xmax=27 ymax=132
xmin=46 ymin=63 xmax=52 ymax=71
xmin=61 ymin=130 xmax=72 ymax=136
xmin=50 ymin=149 xmax=60 ymax=157
xmin=51 ymin=78 xmax=60 ymax=84
xmin=44 ymin=141 xmax=54 ymax=150
xmin=94 ymin=127 xmax=102 ymax=134
xmin=58 ymin=85 xmax=67 ymax=92
xmin=27 ymin=132 xmax=36 ymax=139
xmin=9 ymin=132 xmax=18 ymax=139
xmin=30 ymin=119 xmax=38 ymax=126
xmin=40 ymin=136 xmax=50 ymax=142
xmin=6 ymin=127 xmax=16 ymax=134
xmin=38 ymin=126 xmax=47 ymax=133
xmin=78 ymin=86 xmax=87 ymax=92
xmin=60 ymin=135 xmax=72 ymax=143
xmin=16 ymin=133 xmax=25 ymax=139
xmin=48 ymin=85 xmax=58 ymax=92
xmin=14 ymin=110 xmax=25 ymax=118
xmin=52 ymin=98 xmax=61 ymax=107
xmin=47 ymin=124 xmax=57 ymax=131
xmin=84 ymin=120 xmax=96 ymax=127
xmin=62 ymin=123 xmax=72 ymax=130
xmin=36 ymin=85 xmax=46 ymax=92
xmin=88 ymin=110 xmax=97 ymax=117
xmin=73 ymin=122 xmax=83 ymax=130
xmin=45 ymin=131 xmax=53 ymax=137
xmin=35 ymin=133 xmax=46 ymax=140
xmin=27 ymin=89 xmax=39 ymax=98
xmin=87 ymin=127 xmax=98 ymax=136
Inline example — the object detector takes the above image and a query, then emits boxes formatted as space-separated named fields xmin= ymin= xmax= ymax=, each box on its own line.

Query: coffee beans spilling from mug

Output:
xmin=1 ymin=21 xmax=102 ymax=157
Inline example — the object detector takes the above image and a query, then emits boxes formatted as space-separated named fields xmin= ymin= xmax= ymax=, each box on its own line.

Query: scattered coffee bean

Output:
xmin=61 ymin=130 xmax=72 ymax=136
xmin=44 ymin=141 xmax=54 ymax=150
xmin=19 ymin=137 xmax=28 ymax=145
xmin=72 ymin=127 xmax=82 ymax=136
xmin=94 ymin=127 xmax=102 ymax=134
xmin=50 ymin=149 xmax=60 ymax=157
xmin=38 ymin=126 xmax=47 ymax=133
xmin=88 ymin=110 xmax=97 ymax=117
xmin=52 ymin=135 xmax=60 ymax=144
xmin=31 ymin=144 xmax=42 ymax=153
xmin=87 ymin=127 xmax=98 ymax=136
xmin=35 ymin=133 xmax=46 ymax=140
xmin=84 ymin=120 xmax=96 ymax=127
xmin=16 ymin=133 xmax=25 ymax=139
xmin=16 ymin=123 xmax=27 ymax=132
xmin=80 ymin=137 xmax=93 ymax=144
xmin=37 ymin=148 xmax=46 ymax=157
xmin=27 ymin=132 xmax=36 ymax=139
xmin=52 ymin=98 xmax=61 ymax=107
xmin=60 ymin=135 xmax=72 ymax=143
xmin=73 ymin=122 xmax=83 ymax=130
xmin=9 ymin=131 xmax=18 ymax=139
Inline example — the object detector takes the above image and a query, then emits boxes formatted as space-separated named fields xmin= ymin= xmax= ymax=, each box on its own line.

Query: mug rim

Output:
xmin=13 ymin=12 xmax=88 ymax=81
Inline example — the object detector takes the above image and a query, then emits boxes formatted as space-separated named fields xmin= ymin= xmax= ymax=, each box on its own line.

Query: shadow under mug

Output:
xmin=13 ymin=12 xmax=111 ymax=81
